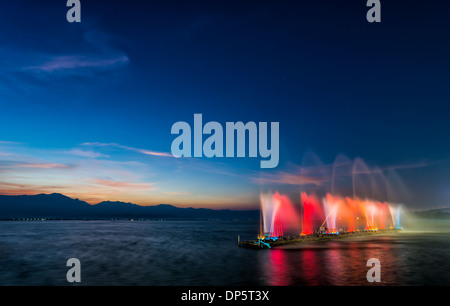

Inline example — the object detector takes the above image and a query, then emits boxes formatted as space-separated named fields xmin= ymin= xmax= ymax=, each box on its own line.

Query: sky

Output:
xmin=0 ymin=0 xmax=450 ymax=210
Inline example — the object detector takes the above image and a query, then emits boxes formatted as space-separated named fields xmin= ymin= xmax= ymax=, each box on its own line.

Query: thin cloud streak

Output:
xmin=254 ymin=160 xmax=443 ymax=187
xmin=24 ymin=55 xmax=129 ymax=73
xmin=255 ymin=172 xmax=326 ymax=186
xmin=0 ymin=180 xmax=68 ymax=196
xmin=0 ymin=161 xmax=70 ymax=170
xmin=0 ymin=142 xmax=158 ymax=204
xmin=66 ymin=149 xmax=109 ymax=159
xmin=93 ymin=179 xmax=154 ymax=191
xmin=81 ymin=142 xmax=173 ymax=157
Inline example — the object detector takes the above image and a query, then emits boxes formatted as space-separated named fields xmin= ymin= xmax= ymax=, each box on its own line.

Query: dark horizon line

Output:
xmin=0 ymin=192 xmax=447 ymax=213
xmin=0 ymin=192 xmax=259 ymax=212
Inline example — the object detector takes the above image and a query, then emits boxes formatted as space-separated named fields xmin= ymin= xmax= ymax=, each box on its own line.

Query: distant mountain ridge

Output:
xmin=0 ymin=193 xmax=259 ymax=220
xmin=409 ymin=208 xmax=450 ymax=220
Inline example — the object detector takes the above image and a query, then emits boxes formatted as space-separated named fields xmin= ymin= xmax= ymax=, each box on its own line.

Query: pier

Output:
xmin=238 ymin=228 xmax=402 ymax=249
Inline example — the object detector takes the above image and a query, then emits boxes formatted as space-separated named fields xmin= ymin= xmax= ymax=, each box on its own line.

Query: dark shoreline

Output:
xmin=239 ymin=228 xmax=402 ymax=249
xmin=0 ymin=218 xmax=258 ymax=222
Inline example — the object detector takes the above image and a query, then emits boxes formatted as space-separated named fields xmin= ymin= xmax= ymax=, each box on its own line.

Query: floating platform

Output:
xmin=238 ymin=228 xmax=402 ymax=249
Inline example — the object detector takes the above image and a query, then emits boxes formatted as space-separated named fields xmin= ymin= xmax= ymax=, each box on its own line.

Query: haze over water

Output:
xmin=0 ymin=219 xmax=449 ymax=286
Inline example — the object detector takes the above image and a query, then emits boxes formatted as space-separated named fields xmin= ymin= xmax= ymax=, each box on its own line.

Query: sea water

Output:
xmin=0 ymin=220 xmax=449 ymax=285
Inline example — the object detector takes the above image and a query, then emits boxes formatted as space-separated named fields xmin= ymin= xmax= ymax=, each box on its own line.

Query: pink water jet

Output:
xmin=260 ymin=192 xmax=301 ymax=237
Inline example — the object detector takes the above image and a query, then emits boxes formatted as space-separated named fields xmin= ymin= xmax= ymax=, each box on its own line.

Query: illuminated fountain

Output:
xmin=300 ymin=192 xmax=324 ymax=235
xmin=389 ymin=205 xmax=403 ymax=229
xmin=260 ymin=192 xmax=275 ymax=237
xmin=322 ymin=194 xmax=340 ymax=234
xmin=260 ymin=192 xmax=301 ymax=238
xmin=258 ymin=155 xmax=406 ymax=238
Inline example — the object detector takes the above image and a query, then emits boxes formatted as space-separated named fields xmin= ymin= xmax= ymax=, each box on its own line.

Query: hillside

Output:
xmin=0 ymin=193 xmax=259 ymax=220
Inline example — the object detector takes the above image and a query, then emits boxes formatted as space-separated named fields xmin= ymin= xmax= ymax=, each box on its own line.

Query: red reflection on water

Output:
xmin=326 ymin=245 xmax=346 ymax=285
xmin=264 ymin=239 xmax=401 ymax=285
xmin=301 ymin=248 xmax=321 ymax=285
xmin=267 ymin=249 xmax=290 ymax=286
xmin=266 ymin=248 xmax=323 ymax=286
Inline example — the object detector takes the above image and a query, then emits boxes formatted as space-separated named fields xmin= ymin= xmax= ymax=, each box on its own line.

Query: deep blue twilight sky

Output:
xmin=0 ymin=0 xmax=449 ymax=209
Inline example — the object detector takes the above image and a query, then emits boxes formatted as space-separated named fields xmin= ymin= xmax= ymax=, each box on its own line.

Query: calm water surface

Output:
xmin=0 ymin=220 xmax=449 ymax=285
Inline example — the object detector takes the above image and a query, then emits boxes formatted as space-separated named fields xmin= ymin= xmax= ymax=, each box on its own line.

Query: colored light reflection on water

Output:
xmin=1 ymin=220 xmax=450 ymax=285
xmin=263 ymin=235 xmax=404 ymax=286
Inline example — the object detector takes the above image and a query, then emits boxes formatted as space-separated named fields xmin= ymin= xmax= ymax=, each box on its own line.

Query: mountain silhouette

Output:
xmin=0 ymin=193 xmax=259 ymax=220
